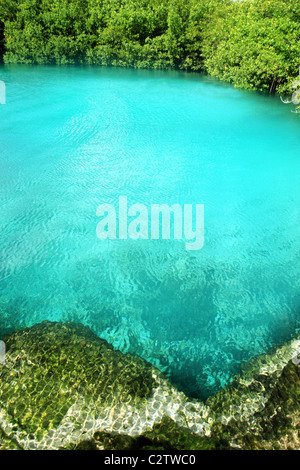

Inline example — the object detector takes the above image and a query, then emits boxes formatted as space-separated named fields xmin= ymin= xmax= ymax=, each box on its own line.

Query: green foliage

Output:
xmin=0 ymin=0 xmax=299 ymax=94
xmin=203 ymin=0 xmax=300 ymax=94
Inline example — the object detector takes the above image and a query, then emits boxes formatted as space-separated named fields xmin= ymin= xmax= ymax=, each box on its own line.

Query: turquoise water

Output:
xmin=0 ymin=65 xmax=299 ymax=399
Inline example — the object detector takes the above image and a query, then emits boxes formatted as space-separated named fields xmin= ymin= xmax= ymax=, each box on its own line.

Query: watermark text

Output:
xmin=0 ymin=340 xmax=6 ymax=365
xmin=96 ymin=197 xmax=204 ymax=251
xmin=0 ymin=81 xmax=6 ymax=105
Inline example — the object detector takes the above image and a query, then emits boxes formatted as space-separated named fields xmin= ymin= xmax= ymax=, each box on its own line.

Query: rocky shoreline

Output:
xmin=0 ymin=321 xmax=299 ymax=450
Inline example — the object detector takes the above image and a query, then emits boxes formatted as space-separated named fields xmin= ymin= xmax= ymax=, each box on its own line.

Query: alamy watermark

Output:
xmin=0 ymin=340 xmax=5 ymax=365
xmin=0 ymin=80 xmax=6 ymax=105
xmin=96 ymin=197 xmax=204 ymax=251
xmin=291 ymin=341 xmax=300 ymax=365
xmin=280 ymin=77 xmax=300 ymax=113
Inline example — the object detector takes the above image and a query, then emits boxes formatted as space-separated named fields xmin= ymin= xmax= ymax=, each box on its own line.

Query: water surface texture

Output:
xmin=0 ymin=66 xmax=299 ymax=399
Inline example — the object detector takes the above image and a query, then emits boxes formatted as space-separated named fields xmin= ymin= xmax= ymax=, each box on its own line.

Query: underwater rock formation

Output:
xmin=0 ymin=321 xmax=299 ymax=450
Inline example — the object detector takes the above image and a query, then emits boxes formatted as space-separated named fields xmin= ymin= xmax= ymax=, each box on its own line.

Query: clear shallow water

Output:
xmin=0 ymin=65 xmax=299 ymax=399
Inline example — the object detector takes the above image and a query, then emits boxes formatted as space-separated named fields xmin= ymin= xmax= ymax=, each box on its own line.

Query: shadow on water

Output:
xmin=1 ymin=243 xmax=299 ymax=401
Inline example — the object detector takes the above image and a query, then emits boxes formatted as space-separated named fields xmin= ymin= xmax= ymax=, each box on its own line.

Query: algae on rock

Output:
xmin=0 ymin=320 xmax=299 ymax=450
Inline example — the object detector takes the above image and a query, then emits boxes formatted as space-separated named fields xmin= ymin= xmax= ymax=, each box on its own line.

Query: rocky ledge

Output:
xmin=0 ymin=321 xmax=299 ymax=450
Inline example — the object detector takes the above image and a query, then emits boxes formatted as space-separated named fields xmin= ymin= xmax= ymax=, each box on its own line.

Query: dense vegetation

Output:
xmin=0 ymin=0 xmax=299 ymax=94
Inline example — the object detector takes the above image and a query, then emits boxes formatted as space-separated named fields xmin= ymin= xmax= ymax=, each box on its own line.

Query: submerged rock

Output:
xmin=0 ymin=321 xmax=299 ymax=450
